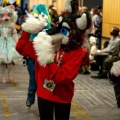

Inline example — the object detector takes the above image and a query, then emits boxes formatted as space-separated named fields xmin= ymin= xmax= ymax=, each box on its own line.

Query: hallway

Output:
xmin=0 ymin=62 xmax=120 ymax=120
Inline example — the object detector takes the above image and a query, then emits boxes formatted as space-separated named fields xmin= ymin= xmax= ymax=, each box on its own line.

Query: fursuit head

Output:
xmin=0 ymin=5 xmax=18 ymax=41
xmin=0 ymin=5 xmax=17 ymax=26
xmin=33 ymin=0 xmax=91 ymax=66
xmin=22 ymin=4 xmax=50 ymax=34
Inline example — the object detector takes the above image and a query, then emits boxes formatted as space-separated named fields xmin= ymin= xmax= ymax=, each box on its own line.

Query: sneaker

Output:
xmin=26 ymin=98 xmax=31 ymax=109
xmin=98 ymin=73 xmax=108 ymax=78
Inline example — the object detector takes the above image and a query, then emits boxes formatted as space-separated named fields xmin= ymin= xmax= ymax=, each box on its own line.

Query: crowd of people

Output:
xmin=0 ymin=0 xmax=120 ymax=119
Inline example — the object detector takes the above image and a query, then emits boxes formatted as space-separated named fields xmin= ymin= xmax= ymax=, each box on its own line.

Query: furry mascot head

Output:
xmin=0 ymin=5 xmax=17 ymax=24
xmin=33 ymin=0 xmax=91 ymax=66
xmin=0 ymin=5 xmax=18 ymax=41
xmin=22 ymin=4 xmax=51 ymax=34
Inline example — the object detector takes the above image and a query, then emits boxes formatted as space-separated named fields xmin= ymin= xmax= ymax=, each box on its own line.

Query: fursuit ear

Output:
xmin=76 ymin=12 xmax=91 ymax=30
xmin=59 ymin=16 xmax=63 ymax=23
xmin=64 ymin=0 xmax=72 ymax=12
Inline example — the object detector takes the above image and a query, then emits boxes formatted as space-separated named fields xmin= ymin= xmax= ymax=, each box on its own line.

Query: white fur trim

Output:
xmin=64 ymin=0 xmax=72 ymax=12
xmin=33 ymin=32 xmax=54 ymax=66
xmin=76 ymin=13 xmax=87 ymax=30
xmin=22 ymin=17 xmax=47 ymax=34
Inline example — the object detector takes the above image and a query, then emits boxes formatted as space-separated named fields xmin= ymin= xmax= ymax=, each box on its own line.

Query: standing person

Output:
xmin=0 ymin=5 xmax=20 ymax=83
xmin=79 ymin=32 xmax=91 ymax=74
xmin=78 ymin=7 xmax=91 ymax=74
xmin=15 ymin=4 xmax=23 ymax=34
xmin=21 ymin=4 xmax=51 ymax=108
xmin=90 ymin=7 xmax=102 ymax=49
xmin=96 ymin=5 xmax=102 ymax=17
xmin=16 ymin=0 xmax=91 ymax=119
xmin=96 ymin=6 xmax=102 ymax=49
xmin=25 ymin=57 xmax=36 ymax=108
xmin=48 ymin=5 xmax=59 ymax=27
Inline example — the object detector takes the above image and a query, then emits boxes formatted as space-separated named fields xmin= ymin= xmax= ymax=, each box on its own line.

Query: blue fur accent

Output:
xmin=35 ymin=4 xmax=48 ymax=15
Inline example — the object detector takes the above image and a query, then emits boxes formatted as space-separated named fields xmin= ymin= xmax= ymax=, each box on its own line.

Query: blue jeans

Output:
xmin=27 ymin=58 xmax=37 ymax=105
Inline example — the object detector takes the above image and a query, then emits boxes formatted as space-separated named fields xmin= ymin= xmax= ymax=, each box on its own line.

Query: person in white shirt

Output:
xmin=98 ymin=27 xmax=120 ymax=78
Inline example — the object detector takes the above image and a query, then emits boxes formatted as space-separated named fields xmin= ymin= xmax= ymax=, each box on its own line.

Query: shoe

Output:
xmin=98 ymin=73 xmax=108 ymax=78
xmin=83 ymin=71 xmax=90 ymax=74
xmin=78 ymin=69 xmax=84 ymax=74
xmin=26 ymin=98 xmax=31 ymax=109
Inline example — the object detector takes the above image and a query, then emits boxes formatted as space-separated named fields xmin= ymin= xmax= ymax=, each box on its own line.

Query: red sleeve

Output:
xmin=48 ymin=48 xmax=84 ymax=84
xmin=16 ymin=30 xmax=37 ymax=59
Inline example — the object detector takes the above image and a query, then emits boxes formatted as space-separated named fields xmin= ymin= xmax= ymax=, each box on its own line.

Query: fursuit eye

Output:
xmin=8 ymin=13 xmax=12 ymax=17
xmin=35 ymin=16 xmax=39 ymax=19
xmin=60 ymin=28 xmax=70 ymax=36
xmin=42 ymin=14 xmax=45 ymax=17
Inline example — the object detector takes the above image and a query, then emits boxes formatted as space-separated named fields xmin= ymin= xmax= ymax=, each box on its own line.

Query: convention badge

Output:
xmin=43 ymin=79 xmax=56 ymax=92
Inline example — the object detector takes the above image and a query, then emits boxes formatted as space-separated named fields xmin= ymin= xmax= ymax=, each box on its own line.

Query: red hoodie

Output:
xmin=16 ymin=30 xmax=84 ymax=103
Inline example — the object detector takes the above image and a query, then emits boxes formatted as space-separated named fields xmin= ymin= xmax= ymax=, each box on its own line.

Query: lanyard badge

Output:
xmin=43 ymin=79 xmax=56 ymax=92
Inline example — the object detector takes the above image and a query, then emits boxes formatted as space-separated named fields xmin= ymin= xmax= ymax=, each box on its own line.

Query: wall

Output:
xmin=28 ymin=0 xmax=103 ymax=15
xmin=28 ymin=0 xmax=120 ymax=39
xmin=29 ymin=0 xmax=65 ymax=14
xmin=102 ymin=0 xmax=120 ymax=38
xmin=83 ymin=0 xmax=102 ymax=10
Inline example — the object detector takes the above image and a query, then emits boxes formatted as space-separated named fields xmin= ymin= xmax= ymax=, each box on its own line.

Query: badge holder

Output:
xmin=43 ymin=80 xmax=56 ymax=92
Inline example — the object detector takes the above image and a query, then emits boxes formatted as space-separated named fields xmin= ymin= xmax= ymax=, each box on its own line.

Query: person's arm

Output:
xmin=16 ymin=30 xmax=37 ymax=59
xmin=48 ymin=48 xmax=84 ymax=84
xmin=102 ymin=39 xmax=120 ymax=53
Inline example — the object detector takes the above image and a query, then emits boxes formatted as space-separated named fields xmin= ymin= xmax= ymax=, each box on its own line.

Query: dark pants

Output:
xmin=27 ymin=58 xmax=37 ymax=105
xmin=109 ymin=74 xmax=120 ymax=108
xmin=103 ymin=55 xmax=119 ymax=71
xmin=37 ymin=97 xmax=71 ymax=120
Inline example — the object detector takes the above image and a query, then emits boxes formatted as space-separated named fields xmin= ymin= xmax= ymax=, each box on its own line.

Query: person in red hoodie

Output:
xmin=16 ymin=0 xmax=91 ymax=119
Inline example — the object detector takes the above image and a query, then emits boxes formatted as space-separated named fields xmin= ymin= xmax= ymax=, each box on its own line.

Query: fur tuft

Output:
xmin=22 ymin=14 xmax=47 ymax=34
xmin=12 ymin=11 xmax=18 ymax=23
xmin=33 ymin=32 xmax=55 ymax=66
